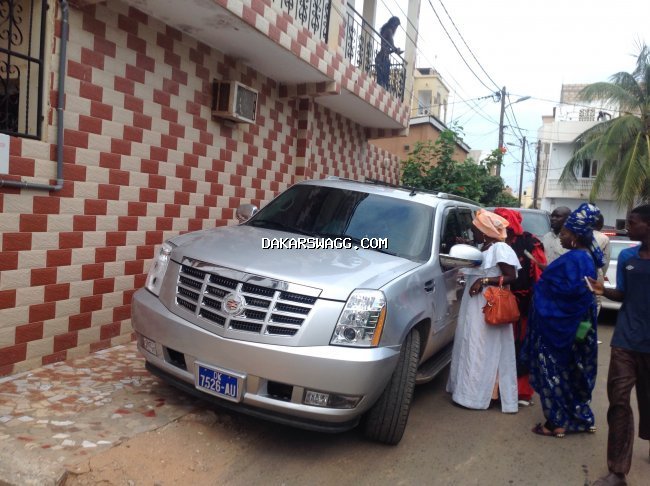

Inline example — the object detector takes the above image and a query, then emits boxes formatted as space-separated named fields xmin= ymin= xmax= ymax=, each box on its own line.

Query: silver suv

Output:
xmin=131 ymin=178 xmax=482 ymax=444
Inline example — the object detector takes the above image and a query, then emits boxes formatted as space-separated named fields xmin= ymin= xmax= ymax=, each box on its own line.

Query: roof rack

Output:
xmin=364 ymin=178 xmax=479 ymax=205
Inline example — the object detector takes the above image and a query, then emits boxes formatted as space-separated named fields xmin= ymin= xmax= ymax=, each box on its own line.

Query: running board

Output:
xmin=415 ymin=343 xmax=453 ymax=385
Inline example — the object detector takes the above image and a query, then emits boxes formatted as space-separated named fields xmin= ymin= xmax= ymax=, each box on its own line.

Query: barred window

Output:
xmin=0 ymin=0 xmax=47 ymax=139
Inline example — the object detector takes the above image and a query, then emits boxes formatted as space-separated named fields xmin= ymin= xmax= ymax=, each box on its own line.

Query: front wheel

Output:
xmin=363 ymin=329 xmax=420 ymax=445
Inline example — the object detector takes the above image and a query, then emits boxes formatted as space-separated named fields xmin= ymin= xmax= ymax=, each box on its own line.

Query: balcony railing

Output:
xmin=343 ymin=7 xmax=406 ymax=101
xmin=546 ymin=178 xmax=615 ymax=198
xmin=273 ymin=0 xmax=331 ymax=43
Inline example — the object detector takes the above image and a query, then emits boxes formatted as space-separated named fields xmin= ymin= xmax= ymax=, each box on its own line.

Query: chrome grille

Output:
xmin=175 ymin=262 xmax=318 ymax=337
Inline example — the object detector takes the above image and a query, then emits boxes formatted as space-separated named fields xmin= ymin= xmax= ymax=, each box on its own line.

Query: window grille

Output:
xmin=0 ymin=0 xmax=47 ymax=139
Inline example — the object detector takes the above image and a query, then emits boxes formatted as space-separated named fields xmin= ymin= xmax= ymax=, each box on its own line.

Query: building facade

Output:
xmin=370 ymin=114 xmax=469 ymax=165
xmin=0 ymin=0 xmax=419 ymax=375
xmin=536 ymin=84 xmax=623 ymax=226
xmin=411 ymin=67 xmax=449 ymax=122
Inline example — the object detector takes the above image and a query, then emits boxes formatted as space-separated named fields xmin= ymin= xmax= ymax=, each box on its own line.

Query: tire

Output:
xmin=363 ymin=329 xmax=420 ymax=445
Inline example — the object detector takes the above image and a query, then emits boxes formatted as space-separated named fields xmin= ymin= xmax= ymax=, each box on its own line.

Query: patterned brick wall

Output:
xmin=0 ymin=1 xmax=399 ymax=376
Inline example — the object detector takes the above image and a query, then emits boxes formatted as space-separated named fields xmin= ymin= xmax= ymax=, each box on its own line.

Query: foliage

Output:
xmin=559 ymin=42 xmax=650 ymax=208
xmin=400 ymin=129 xmax=519 ymax=207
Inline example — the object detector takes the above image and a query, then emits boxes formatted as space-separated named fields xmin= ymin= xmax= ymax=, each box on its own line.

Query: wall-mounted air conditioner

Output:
xmin=212 ymin=80 xmax=258 ymax=124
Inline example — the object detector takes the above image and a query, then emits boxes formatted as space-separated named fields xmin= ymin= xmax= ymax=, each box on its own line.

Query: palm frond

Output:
xmin=579 ymin=80 xmax=640 ymax=112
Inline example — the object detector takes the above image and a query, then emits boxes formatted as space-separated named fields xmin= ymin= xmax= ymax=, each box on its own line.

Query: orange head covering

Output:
xmin=493 ymin=207 xmax=523 ymax=236
xmin=473 ymin=208 xmax=509 ymax=241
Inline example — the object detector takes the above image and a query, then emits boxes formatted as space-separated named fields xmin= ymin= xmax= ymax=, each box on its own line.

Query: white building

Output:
xmin=536 ymin=85 xmax=625 ymax=229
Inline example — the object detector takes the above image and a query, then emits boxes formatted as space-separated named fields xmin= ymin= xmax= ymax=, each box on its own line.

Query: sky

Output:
xmin=370 ymin=0 xmax=650 ymax=193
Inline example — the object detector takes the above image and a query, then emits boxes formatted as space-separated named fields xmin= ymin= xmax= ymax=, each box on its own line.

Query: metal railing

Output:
xmin=343 ymin=6 xmax=406 ymax=101
xmin=273 ymin=0 xmax=331 ymax=43
xmin=0 ymin=0 xmax=47 ymax=139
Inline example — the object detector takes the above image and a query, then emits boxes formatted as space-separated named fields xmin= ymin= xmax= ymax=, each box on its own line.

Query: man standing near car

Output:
xmin=589 ymin=204 xmax=650 ymax=486
xmin=593 ymin=214 xmax=612 ymax=315
xmin=542 ymin=206 xmax=571 ymax=264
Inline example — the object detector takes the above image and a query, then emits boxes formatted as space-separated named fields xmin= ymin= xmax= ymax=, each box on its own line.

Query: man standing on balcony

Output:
xmin=376 ymin=17 xmax=403 ymax=90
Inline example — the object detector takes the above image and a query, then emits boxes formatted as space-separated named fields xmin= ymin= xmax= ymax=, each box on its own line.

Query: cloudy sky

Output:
xmin=372 ymin=0 xmax=650 ymax=191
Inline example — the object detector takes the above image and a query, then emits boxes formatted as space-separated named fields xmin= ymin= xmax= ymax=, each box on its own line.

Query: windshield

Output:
xmin=247 ymin=184 xmax=435 ymax=261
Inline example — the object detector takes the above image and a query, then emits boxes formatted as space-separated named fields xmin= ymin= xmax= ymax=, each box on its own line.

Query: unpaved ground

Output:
xmin=63 ymin=411 xmax=244 ymax=486
xmin=61 ymin=321 xmax=649 ymax=486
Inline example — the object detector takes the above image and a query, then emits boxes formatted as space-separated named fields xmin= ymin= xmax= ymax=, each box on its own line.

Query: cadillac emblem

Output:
xmin=223 ymin=292 xmax=246 ymax=316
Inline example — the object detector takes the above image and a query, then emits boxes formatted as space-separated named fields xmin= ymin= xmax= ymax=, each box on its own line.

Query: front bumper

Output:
xmin=131 ymin=289 xmax=400 ymax=430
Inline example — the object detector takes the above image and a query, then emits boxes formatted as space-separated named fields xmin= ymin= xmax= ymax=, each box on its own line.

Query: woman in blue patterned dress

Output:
xmin=522 ymin=203 xmax=604 ymax=437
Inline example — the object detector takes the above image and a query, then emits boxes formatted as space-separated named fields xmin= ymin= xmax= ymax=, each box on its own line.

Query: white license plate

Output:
xmin=195 ymin=363 xmax=244 ymax=403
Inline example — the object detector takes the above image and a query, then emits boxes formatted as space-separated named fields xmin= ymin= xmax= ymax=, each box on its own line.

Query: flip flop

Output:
xmin=531 ymin=422 xmax=565 ymax=438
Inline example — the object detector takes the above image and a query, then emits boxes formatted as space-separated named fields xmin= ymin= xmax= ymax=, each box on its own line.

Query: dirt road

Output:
xmin=63 ymin=319 xmax=648 ymax=486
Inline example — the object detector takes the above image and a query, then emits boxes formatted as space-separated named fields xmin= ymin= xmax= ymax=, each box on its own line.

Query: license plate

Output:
xmin=195 ymin=363 xmax=244 ymax=403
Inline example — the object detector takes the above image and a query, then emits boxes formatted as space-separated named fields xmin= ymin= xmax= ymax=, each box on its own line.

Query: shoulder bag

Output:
xmin=483 ymin=276 xmax=520 ymax=326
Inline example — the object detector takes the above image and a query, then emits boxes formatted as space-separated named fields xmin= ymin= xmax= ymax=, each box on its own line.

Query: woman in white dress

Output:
xmin=447 ymin=209 xmax=522 ymax=413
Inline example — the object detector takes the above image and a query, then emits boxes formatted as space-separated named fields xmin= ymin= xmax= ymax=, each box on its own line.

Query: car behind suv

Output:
xmin=131 ymin=178 xmax=482 ymax=444
xmin=486 ymin=207 xmax=550 ymax=239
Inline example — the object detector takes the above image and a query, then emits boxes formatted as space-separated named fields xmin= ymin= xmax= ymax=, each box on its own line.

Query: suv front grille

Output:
xmin=175 ymin=262 xmax=317 ymax=337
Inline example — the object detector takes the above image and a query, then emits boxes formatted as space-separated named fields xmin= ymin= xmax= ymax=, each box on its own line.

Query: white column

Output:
xmin=403 ymin=0 xmax=421 ymax=114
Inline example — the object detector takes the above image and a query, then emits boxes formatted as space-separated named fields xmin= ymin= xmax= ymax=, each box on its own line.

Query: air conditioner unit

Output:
xmin=212 ymin=80 xmax=258 ymax=124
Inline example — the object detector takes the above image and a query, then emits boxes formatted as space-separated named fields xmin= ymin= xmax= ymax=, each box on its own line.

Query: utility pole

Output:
xmin=497 ymin=86 xmax=506 ymax=177
xmin=518 ymin=136 xmax=526 ymax=207
xmin=533 ymin=140 xmax=541 ymax=209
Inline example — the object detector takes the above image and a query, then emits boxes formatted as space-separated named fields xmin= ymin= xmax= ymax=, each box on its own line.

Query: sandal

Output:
xmin=531 ymin=422 xmax=565 ymax=438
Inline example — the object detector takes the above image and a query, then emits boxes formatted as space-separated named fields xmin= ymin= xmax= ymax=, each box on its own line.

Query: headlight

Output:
xmin=145 ymin=241 xmax=174 ymax=296
xmin=330 ymin=290 xmax=387 ymax=347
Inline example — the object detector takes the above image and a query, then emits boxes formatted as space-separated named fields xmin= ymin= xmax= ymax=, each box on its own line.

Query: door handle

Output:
xmin=457 ymin=275 xmax=466 ymax=287
xmin=424 ymin=279 xmax=435 ymax=292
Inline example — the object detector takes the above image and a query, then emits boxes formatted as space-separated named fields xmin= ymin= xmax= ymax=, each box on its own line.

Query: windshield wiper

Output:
xmin=248 ymin=220 xmax=314 ymax=236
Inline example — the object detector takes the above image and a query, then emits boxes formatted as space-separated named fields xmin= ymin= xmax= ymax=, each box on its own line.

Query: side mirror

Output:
xmin=236 ymin=204 xmax=258 ymax=223
xmin=439 ymin=243 xmax=483 ymax=270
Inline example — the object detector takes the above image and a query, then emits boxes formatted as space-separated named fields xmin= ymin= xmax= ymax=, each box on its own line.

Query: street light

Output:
xmin=497 ymin=87 xmax=531 ymax=176
xmin=507 ymin=136 xmax=527 ymax=208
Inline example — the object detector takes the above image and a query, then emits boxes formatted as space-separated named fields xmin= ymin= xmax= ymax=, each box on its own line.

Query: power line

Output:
xmin=374 ymin=0 xmax=500 ymax=128
xmin=425 ymin=0 xmax=496 ymax=93
xmin=434 ymin=0 xmax=501 ymax=91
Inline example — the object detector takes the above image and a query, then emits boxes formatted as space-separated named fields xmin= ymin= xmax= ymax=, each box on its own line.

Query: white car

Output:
xmin=601 ymin=239 xmax=641 ymax=310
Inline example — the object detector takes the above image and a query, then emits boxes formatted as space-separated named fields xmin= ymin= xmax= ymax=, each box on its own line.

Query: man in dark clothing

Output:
xmin=375 ymin=17 xmax=402 ymax=90
xmin=589 ymin=204 xmax=650 ymax=486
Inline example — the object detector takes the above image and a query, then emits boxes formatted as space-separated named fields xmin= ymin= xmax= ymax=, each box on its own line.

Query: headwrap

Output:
xmin=564 ymin=203 xmax=605 ymax=268
xmin=493 ymin=207 xmax=523 ymax=236
xmin=473 ymin=208 xmax=509 ymax=241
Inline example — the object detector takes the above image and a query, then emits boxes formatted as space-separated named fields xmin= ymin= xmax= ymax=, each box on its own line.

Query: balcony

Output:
xmin=120 ymin=0 xmax=407 ymax=130
xmin=545 ymin=178 xmax=616 ymax=200
xmin=342 ymin=6 xmax=406 ymax=101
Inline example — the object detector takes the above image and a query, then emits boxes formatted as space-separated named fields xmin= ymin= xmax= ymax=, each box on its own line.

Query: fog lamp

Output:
xmin=142 ymin=335 xmax=157 ymax=356
xmin=303 ymin=390 xmax=361 ymax=409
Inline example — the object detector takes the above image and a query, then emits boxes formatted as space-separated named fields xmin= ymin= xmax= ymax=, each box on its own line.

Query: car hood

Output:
xmin=168 ymin=226 xmax=421 ymax=301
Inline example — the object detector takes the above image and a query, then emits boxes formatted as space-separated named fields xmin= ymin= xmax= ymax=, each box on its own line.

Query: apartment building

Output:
xmin=0 ymin=0 xmax=420 ymax=375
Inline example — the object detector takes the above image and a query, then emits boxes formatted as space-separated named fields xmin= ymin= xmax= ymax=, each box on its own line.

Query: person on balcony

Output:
xmin=376 ymin=17 xmax=403 ymax=90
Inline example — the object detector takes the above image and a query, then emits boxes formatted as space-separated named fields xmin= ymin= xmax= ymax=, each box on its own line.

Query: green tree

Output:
xmin=401 ymin=130 xmax=518 ymax=207
xmin=560 ymin=42 xmax=650 ymax=208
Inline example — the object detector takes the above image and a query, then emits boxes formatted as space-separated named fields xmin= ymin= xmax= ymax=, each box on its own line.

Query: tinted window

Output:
xmin=520 ymin=212 xmax=550 ymax=238
xmin=248 ymin=185 xmax=435 ymax=261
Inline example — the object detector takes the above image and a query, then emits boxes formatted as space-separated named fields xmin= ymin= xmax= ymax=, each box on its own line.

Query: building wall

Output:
xmin=0 ymin=1 xmax=398 ymax=376
xmin=370 ymin=123 xmax=469 ymax=165
xmin=411 ymin=70 xmax=449 ymax=121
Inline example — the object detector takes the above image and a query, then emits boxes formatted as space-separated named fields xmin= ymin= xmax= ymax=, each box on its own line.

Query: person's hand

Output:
xmin=586 ymin=276 xmax=604 ymax=295
xmin=469 ymin=279 xmax=483 ymax=297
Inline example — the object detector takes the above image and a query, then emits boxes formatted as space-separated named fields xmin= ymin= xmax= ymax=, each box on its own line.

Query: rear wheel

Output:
xmin=363 ymin=329 xmax=420 ymax=445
